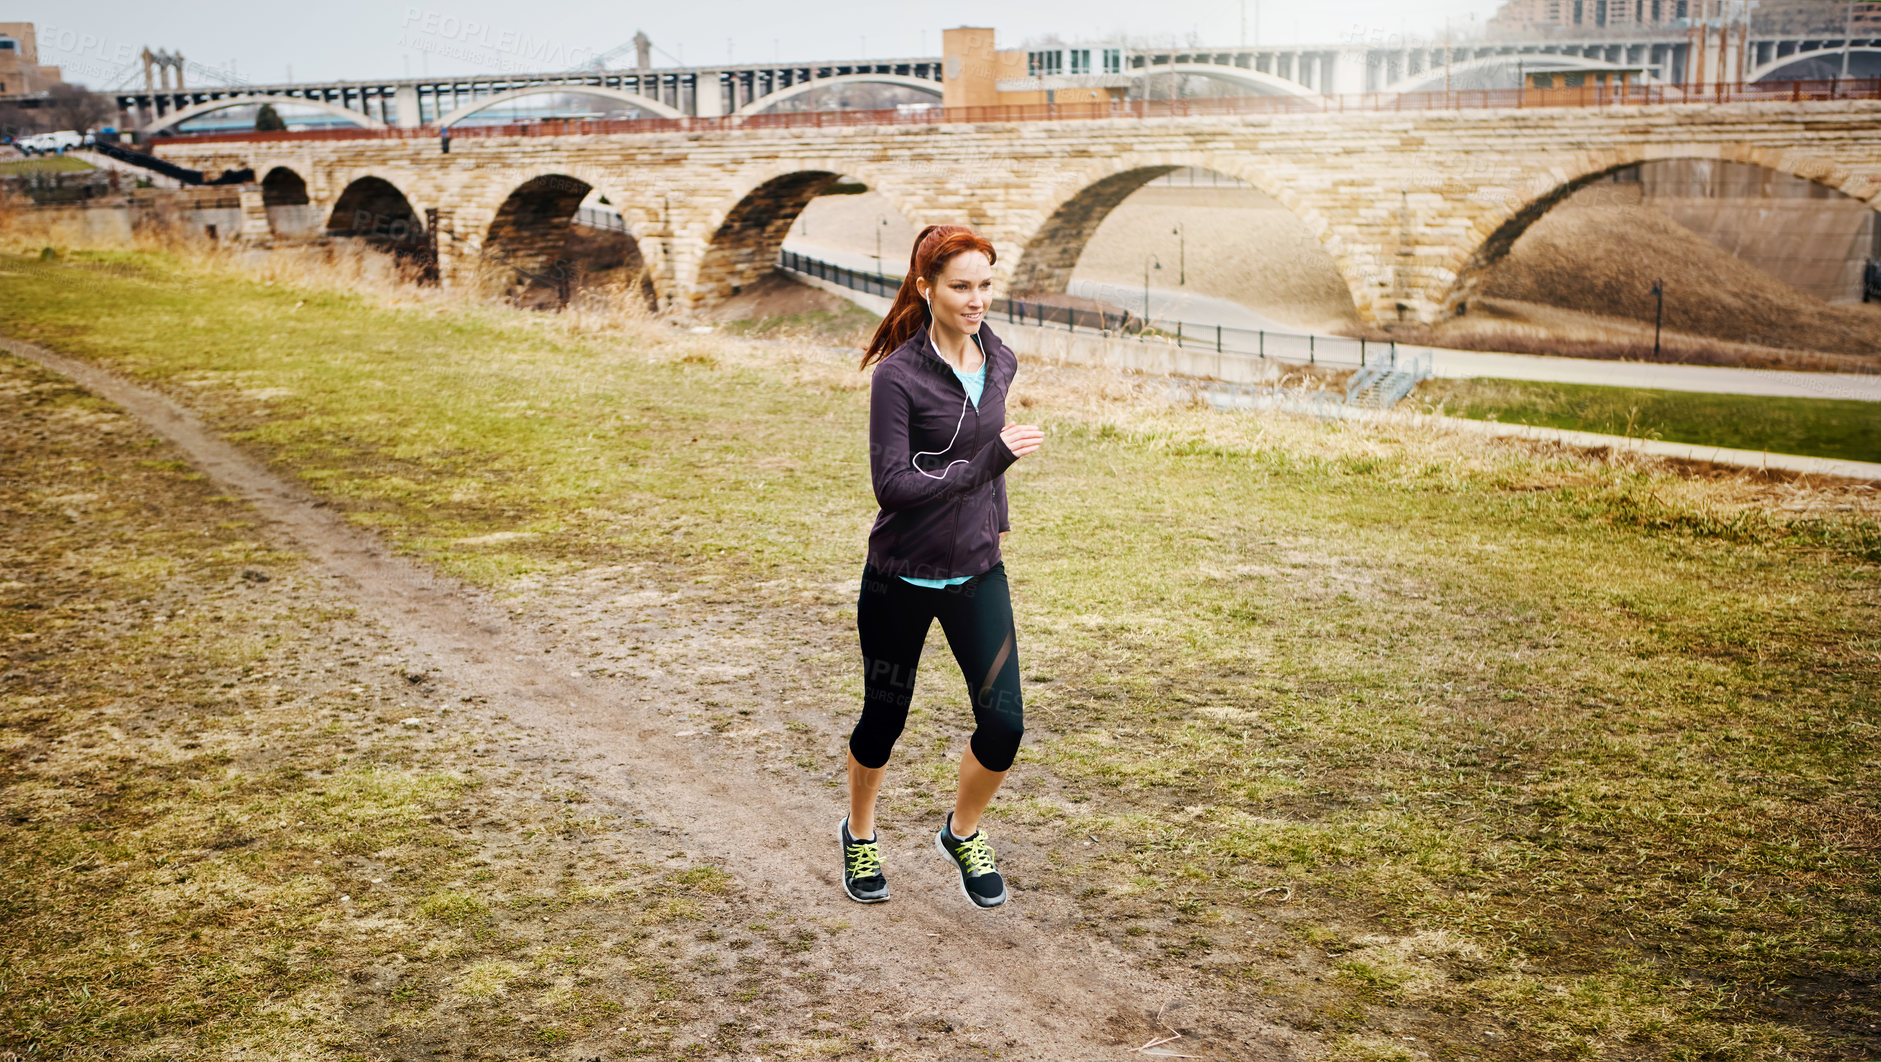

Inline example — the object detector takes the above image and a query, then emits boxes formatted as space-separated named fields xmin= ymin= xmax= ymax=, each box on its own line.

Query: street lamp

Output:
xmin=1173 ymin=222 xmax=1185 ymax=286
xmin=1651 ymin=278 xmax=1665 ymax=359
xmin=875 ymin=216 xmax=887 ymax=275
xmin=1844 ymin=0 xmax=1856 ymax=81
xmin=1144 ymin=254 xmax=1162 ymax=319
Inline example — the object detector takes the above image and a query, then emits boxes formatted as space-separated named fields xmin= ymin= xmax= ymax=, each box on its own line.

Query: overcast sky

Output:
xmin=32 ymin=0 xmax=1502 ymax=88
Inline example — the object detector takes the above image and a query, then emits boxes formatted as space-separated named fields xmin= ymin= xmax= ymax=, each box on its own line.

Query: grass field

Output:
xmin=0 ymin=351 xmax=831 ymax=1059
xmin=0 ymin=153 xmax=96 ymax=176
xmin=1414 ymin=377 xmax=1881 ymax=463
xmin=717 ymin=304 xmax=881 ymax=347
xmin=1 ymin=247 xmax=1878 ymax=1061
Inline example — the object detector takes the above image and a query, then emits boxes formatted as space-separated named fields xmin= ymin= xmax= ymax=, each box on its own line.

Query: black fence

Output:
xmin=778 ymin=249 xmax=904 ymax=299
xmin=88 ymin=139 xmax=253 ymax=187
xmin=776 ymin=249 xmax=1397 ymax=370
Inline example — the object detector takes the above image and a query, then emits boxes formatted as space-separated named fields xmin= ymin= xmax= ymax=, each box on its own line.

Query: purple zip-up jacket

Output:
xmin=865 ymin=321 xmax=1018 ymax=581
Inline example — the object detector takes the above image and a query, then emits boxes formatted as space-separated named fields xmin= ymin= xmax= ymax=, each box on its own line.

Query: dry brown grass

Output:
xmin=1069 ymin=185 xmax=1365 ymax=333
xmin=1479 ymin=202 xmax=1881 ymax=359
xmin=7 ymin=245 xmax=1881 ymax=1060
xmin=0 ymin=353 xmax=855 ymax=1060
xmin=8 ymin=208 xmax=1873 ymax=514
xmin=0 ymin=209 xmax=677 ymax=358
xmin=1385 ymin=295 xmax=1881 ymax=374
xmin=746 ymin=327 xmax=1881 ymax=517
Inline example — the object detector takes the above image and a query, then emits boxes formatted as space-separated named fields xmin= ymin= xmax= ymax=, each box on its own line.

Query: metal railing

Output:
xmin=149 ymin=77 xmax=1881 ymax=145
xmin=777 ymin=249 xmax=905 ymax=299
xmin=88 ymin=139 xmax=254 ymax=186
xmin=775 ymin=248 xmax=1398 ymax=372
xmin=572 ymin=206 xmax=629 ymax=233
xmin=1344 ymin=351 xmax=1434 ymax=408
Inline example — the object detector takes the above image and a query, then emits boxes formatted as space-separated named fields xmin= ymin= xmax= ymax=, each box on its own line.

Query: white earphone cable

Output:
xmin=911 ymin=292 xmax=985 ymax=481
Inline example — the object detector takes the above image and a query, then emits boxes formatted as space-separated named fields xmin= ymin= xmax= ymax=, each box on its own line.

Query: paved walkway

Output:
xmin=1198 ymin=387 xmax=1881 ymax=481
xmin=783 ymin=242 xmax=1881 ymax=403
xmin=1416 ymin=346 xmax=1881 ymax=401
xmin=1056 ymin=279 xmax=1295 ymax=332
xmin=1449 ymin=416 xmax=1881 ymax=480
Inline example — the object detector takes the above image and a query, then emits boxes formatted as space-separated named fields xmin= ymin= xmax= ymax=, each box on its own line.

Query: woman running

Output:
xmin=840 ymin=225 xmax=1045 ymax=910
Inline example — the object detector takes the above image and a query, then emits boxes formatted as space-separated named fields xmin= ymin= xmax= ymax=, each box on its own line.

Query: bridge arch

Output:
xmin=1133 ymin=63 xmax=1320 ymax=99
xmin=690 ymin=164 xmax=922 ymax=308
xmin=261 ymin=165 xmax=320 ymax=238
xmin=1009 ymin=156 xmax=1362 ymax=324
xmin=143 ymin=95 xmax=387 ymax=134
xmin=477 ymin=172 xmax=657 ymax=309
xmin=1382 ymin=54 xmax=1659 ymax=95
xmin=261 ymin=166 xmax=309 ymax=207
xmin=736 ymin=74 xmax=942 ymax=115
xmin=435 ymin=85 xmax=683 ymax=128
xmin=326 ymin=175 xmax=426 ymax=253
xmin=1443 ymin=145 xmax=1881 ymax=316
xmin=1747 ymin=47 xmax=1881 ymax=83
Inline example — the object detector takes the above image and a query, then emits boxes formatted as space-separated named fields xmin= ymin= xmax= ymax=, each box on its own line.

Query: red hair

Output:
xmin=861 ymin=225 xmax=997 ymax=369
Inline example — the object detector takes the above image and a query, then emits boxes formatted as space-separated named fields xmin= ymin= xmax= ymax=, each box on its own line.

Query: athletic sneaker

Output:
xmin=840 ymin=817 xmax=889 ymax=903
xmin=935 ymin=812 xmax=1007 ymax=909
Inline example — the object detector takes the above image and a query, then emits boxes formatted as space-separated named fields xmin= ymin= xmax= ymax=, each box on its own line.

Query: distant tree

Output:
xmin=0 ymin=100 xmax=37 ymax=139
xmin=255 ymin=103 xmax=287 ymax=132
xmin=44 ymin=84 xmax=115 ymax=133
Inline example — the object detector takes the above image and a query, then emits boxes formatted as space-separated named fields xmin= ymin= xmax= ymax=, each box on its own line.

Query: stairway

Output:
xmin=1344 ymin=351 xmax=1433 ymax=409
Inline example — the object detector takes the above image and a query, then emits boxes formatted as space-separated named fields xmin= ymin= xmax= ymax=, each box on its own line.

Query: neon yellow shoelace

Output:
xmin=955 ymin=833 xmax=997 ymax=877
xmin=845 ymin=839 xmax=883 ymax=878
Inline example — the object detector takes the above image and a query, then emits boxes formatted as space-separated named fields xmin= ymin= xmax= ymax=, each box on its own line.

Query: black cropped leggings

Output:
xmin=850 ymin=562 xmax=1025 ymax=773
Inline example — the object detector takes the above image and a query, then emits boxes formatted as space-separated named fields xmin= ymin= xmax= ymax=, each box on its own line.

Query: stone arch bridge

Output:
xmin=156 ymin=100 xmax=1881 ymax=327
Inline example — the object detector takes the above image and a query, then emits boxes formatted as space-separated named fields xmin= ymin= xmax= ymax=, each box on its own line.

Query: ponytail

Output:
xmin=861 ymin=224 xmax=997 ymax=370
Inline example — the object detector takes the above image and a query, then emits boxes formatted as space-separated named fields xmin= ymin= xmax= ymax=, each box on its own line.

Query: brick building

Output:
xmin=1487 ymin=0 xmax=1880 ymax=37
xmin=0 ymin=24 xmax=65 ymax=99
xmin=1752 ymin=0 xmax=1881 ymax=34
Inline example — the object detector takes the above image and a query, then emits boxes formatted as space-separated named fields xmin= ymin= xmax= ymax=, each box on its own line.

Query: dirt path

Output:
xmin=0 ymin=333 xmax=1307 ymax=1061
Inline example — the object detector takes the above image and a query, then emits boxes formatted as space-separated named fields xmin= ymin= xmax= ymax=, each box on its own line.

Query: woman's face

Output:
xmin=921 ymin=251 xmax=992 ymax=336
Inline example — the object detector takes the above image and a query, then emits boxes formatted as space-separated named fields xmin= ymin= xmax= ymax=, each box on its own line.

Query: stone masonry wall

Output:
xmin=152 ymin=101 xmax=1881 ymax=326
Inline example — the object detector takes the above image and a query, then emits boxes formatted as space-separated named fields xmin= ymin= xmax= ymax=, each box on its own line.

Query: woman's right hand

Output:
xmin=1000 ymin=423 xmax=1044 ymax=459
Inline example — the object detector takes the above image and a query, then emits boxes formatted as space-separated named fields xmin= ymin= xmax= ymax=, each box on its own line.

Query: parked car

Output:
xmin=17 ymin=130 xmax=85 ymax=155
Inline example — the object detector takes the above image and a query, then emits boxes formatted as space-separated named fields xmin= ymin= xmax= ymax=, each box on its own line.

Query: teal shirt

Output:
xmin=900 ymin=355 xmax=989 ymax=589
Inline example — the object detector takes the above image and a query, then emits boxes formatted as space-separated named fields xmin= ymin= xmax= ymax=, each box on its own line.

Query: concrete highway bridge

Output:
xmin=114 ymin=32 xmax=1881 ymax=133
xmin=118 ymin=57 xmax=946 ymax=133
xmin=151 ymin=96 xmax=1881 ymax=327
